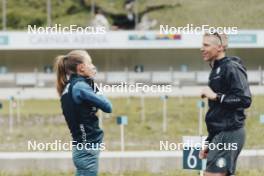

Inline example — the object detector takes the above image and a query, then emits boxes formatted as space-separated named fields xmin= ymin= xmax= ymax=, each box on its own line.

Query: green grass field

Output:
xmin=1 ymin=0 xmax=264 ymax=30
xmin=0 ymin=96 xmax=263 ymax=151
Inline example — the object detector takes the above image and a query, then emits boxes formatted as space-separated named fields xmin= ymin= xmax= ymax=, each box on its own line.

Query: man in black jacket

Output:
xmin=199 ymin=32 xmax=252 ymax=176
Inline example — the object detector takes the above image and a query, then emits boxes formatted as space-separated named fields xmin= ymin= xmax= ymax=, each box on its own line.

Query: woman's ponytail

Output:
xmin=54 ymin=50 xmax=91 ymax=96
xmin=54 ymin=55 xmax=67 ymax=96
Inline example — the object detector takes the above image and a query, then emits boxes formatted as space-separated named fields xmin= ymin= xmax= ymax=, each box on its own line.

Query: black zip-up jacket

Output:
xmin=61 ymin=75 xmax=103 ymax=145
xmin=205 ymin=56 xmax=252 ymax=142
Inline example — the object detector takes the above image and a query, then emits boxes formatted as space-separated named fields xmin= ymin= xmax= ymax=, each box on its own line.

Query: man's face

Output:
xmin=201 ymin=36 xmax=222 ymax=62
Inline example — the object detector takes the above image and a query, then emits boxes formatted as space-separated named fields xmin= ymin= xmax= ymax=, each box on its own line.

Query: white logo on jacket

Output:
xmin=216 ymin=67 xmax=221 ymax=74
xmin=216 ymin=157 xmax=226 ymax=168
xmin=62 ymin=83 xmax=70 ymax=96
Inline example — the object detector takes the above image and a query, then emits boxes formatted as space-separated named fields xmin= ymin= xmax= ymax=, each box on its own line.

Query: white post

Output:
xmin=99 ymin=110 xmax=103 ymax=129
xmin=198 ymin=100 xmax=205 ymax=176
xmin=21 ymin=88 xmax=25 ymax=106
xmin=16 ymin=93 xmax=21 ymax=123
xmin=126 ymin=95 xmax=130 ymax=106
xmin=259 ymin=65 xmax=262 ymax=86
xmin=126 ymin=95 xmax=130 ymax=112
xmin=47 ymin=0 xmax=51 ymax=27
xmin=162 ymin=98 xmax=167 ymax=133
xmin=140 ymin=92 xmax=145 ymax=122
xmin=120 ymin=124 xmax=125 ymax=151
xmin=170 ymin=66 xmax=173 ymax=84
xmin=199 ymin=104 xmax=203 ymax=136
xmin=0 ymin=102 xmax=2 ymax=119
xmin=134 ymin=0 xmax=139 ymax=29
xmin=91 ymin=0 xmax=95 ymax=17
xmin=2 ymin=0 xmax=6 ymax=31
xmin=9 ymin=98 xmax=14 ymax=133
xmin=180 ymin=94 xmax=183 ymax=104
xmin=125 ymin=67 xmax=129 ymax=83
xmin=200 ymin=169 xmax=203 ymax=175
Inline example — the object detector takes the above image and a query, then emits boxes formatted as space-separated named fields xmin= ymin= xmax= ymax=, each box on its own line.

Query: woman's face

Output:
xmin=77 ymin=58 xmax=97 ymax=78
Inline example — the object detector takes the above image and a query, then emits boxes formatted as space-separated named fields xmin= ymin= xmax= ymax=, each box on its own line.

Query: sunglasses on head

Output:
xmin=212 ymin=32 xmax=223 ymax=45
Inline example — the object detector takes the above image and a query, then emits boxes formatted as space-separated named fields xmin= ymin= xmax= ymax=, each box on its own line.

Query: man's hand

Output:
xmin=201 ymin=86 xmax=217 ymax=100
xmin=199 ymin=147 xmax=209 ymax=159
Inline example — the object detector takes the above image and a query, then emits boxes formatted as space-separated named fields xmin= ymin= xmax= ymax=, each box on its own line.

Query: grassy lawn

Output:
xmin=2 ymin=0 xmax=264 ymax=30
xmin=0 ymin=96 xmax=263 ymax=151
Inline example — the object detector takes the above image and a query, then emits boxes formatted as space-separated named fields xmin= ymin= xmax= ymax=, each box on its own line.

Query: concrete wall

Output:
xmin=0 ymin=150 xmax=263 ymax=174
xmin=0 ymin=48 xmax=264 ymax=72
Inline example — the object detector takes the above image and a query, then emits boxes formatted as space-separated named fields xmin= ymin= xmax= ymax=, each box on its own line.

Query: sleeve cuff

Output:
xmin=216 ymin=93 xmax=225 ymax=103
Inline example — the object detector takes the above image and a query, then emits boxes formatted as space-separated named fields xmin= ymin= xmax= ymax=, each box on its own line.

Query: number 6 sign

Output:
xmin=183 ymin=147 xmax=202 ymax=170
xmin=182 ymin=136 xmax=206 ymax=170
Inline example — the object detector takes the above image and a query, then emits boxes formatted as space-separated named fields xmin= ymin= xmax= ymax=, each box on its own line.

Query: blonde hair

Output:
xmin=54 ymin=50 xmax=92 ymax=96
xmin=204 ymin=32 xmax=228 ymax=51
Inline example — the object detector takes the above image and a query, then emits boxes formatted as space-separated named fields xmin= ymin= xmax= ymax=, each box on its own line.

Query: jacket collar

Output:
xmin=213 ymin=56 xmax=229 ymax=68
xmin=69 ymin=73 xmax=94 ymax=83
xmin=70 ymin=73 xmax=86 ymax=81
